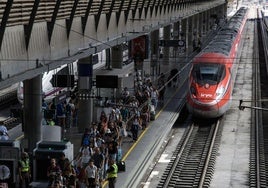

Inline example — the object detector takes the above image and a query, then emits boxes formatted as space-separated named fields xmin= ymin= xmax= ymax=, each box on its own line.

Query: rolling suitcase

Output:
xmin=117 ymin=161 xmax=126 ymax=172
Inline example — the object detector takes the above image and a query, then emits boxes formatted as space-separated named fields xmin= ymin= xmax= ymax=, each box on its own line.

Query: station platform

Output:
xmin=62 ymin=56 xmax=190 ymax=187
xmin=5 ymin=55 xmax=189 ymax=188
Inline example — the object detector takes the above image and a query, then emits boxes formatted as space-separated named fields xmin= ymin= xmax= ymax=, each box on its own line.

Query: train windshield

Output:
xmin=192 ymin=63 xmax=226 ymax=85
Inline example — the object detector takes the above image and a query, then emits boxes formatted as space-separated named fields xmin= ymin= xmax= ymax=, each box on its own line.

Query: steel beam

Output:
xmin=106 ymin=0 xmax=116 ymax=28
xmin=24 ymin=0 xmax=40 ymax=49
xmin=66 ymin=0 xmax=79 ymax=38
xmin=124 ymin=0 xmax=132 ymax=24
xmin=95 ymin=0 xmax=105 ymax=31
xmin=0 ymin=0 xmax=13 ymax=50
xmin=47 ymin=0 xmax=62 ymax=44
xmin=131 ymin=0 xmax=140 ymax=20
xmin=139 ymin=0 xmax=146 ymax=18
xmin=155 ymin=0 xmax=161 ymax=16
xmin=81 ymin=0 xmax=93 ymax=34
xmin=150 ymin=0 xmax=157 ymax=18
xmin=116 ymin=0 xmax=125 ymax=26
xmin=144 ymin=0 xmax=152 ymax=19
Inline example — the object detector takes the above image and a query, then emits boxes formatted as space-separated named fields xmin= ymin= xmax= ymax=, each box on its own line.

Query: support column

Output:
xmin=208 ymin=9 xmax=213 ymax=31
xmin=181 ymin=18 xmax=187 ymax=55
xmin=23 ymin=75 xmax=42 ymax=152
xmin=210 ymin=8 xmax=217 ymax=30
xmin=105 ymin=48 xmax=112 ymax=70
xmin=203 ymin=11 xmax=208 ymax=35
xmin=178 ymin=18 xmax=188 ymax=67
xmin=182 ymin=18 xmax=189 ymax=57
xmin=111 ymin=44 xmax=123 ymax=68
xmin=187 ymin=16 xmax=193 ymax=54
xmin=223 ymin=4 xmax=227 ymax=18
xmin=220 ymin=4 xmax=227 ymax=24
xmin=198 ymin=13 xmax=203 ymax=38
xmin=173 ymin=22 xmax=179 ymax=58
xmin=150 ymin=29 xmax=159 ymax=76
xmin=192 ymin=15 xmax=199 ymax=52
xmin=163 ymin=25 xmax=171 ymax=63
xmin=192 ymin=14 xmax=200 ymax=52
xmin=77 ymin=56 xmax=93 ymax=133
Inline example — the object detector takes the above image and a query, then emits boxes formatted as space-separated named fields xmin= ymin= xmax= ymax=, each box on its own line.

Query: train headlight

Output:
xmin=216 ymin=87 xmax=225 ymax=101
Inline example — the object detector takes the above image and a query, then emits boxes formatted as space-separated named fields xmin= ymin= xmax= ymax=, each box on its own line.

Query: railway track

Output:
xmin=157 ymin=119 xmax=222 ymax=188
xmin=249 ymin=9 xmax=268 ymax=187
xmin=0 ymin=90 xmax=18 ymax=110
xmin=0 ymin=86 xmax=21 ymax=130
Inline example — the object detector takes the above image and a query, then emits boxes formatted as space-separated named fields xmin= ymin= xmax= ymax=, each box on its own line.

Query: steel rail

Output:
xmin=158 ymin=120 xmax=221 ymax=187
xmin=198 ymin=120 xmax=220 ymax=187
xmin=161 ymin=123 xmax=195 ymax=188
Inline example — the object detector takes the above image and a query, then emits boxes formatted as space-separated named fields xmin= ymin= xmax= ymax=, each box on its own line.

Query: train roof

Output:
xmin=199 ymin=7 xmax=247 ymax=56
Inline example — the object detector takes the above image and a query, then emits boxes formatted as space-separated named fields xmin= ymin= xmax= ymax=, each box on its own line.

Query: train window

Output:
xmin=192 ymin=64 xmax=226 ymax=84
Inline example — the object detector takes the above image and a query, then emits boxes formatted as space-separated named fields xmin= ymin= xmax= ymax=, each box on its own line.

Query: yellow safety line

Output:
xmin=103 ymin=87 xmax=180 ymax=186
xmin=16 ymin=87 xmax=181 ymax=187
xmin=122 ymin=87 xmax=180 ymax=161
xmin=16 ymin=134 xmax=24 ymax=140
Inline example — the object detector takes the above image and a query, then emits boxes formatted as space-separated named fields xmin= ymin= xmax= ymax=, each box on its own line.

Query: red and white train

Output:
xmin=186 ymin=7 xmax=248 ymax=118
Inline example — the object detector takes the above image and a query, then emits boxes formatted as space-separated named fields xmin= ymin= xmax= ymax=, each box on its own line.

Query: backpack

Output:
xmin=132 ymin=122 xmax=139 ymax=131
xmin=82 ymin=134 xmax=90 ymax=146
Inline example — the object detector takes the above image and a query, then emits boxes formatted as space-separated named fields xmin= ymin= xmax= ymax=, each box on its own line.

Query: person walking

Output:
xmin=131 ymin=115 xmax=141 ymax=141
xmin=47 ymin=158 xmax=62 ymax=188
xmin=85 ymin=159 xmax=98 ymax=188
xmin=158 ymin=73 xmax=166 ymax=104
xmin=56 ymin=101 xmax=66 ymax=136
xmin=106 ymin=159 xmax=118 ymax=188
xmin=58 ymin=153 xmax=74 ymax=186
xmin=18 ymin=152 xmax=31 ymax=188
xmin=91 ymin=147 xmax=104 ymax=187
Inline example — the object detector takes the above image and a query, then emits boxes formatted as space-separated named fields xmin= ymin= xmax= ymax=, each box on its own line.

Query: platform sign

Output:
xmin=96 ymin=75 xmax=118 ymax=88
xmin=159 ymin=39 xmax=186 ymax=47
xmin=78 ymin=63 xmax=93 ymax=77
xmin=130 ymin=35 xmax=148 ymax=59
xmin=52 ymin=75 xmax=75 ymax=87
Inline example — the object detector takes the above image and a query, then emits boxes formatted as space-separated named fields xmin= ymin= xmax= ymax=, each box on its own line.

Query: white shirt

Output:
xmin=85 ymin=165 xmax=98 ymax=178
xmin=80 ymin=147 xmax=92 ymax=164
xmin=151 ymin=90 xmax=158 ymax=99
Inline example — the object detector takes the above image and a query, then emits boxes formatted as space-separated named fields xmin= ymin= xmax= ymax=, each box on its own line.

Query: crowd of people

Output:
xmin=42 ymin=92 xmax=78 ymax=136
xmin=39 ymin=71 xmax=174 ymax=188
xmin=68 ymin=75 xmax=165 ymax=188
xmin=0 ymin=68 xmax=181 ymax=188
xmin=0 ymin=70 xmax=177 ymax=188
